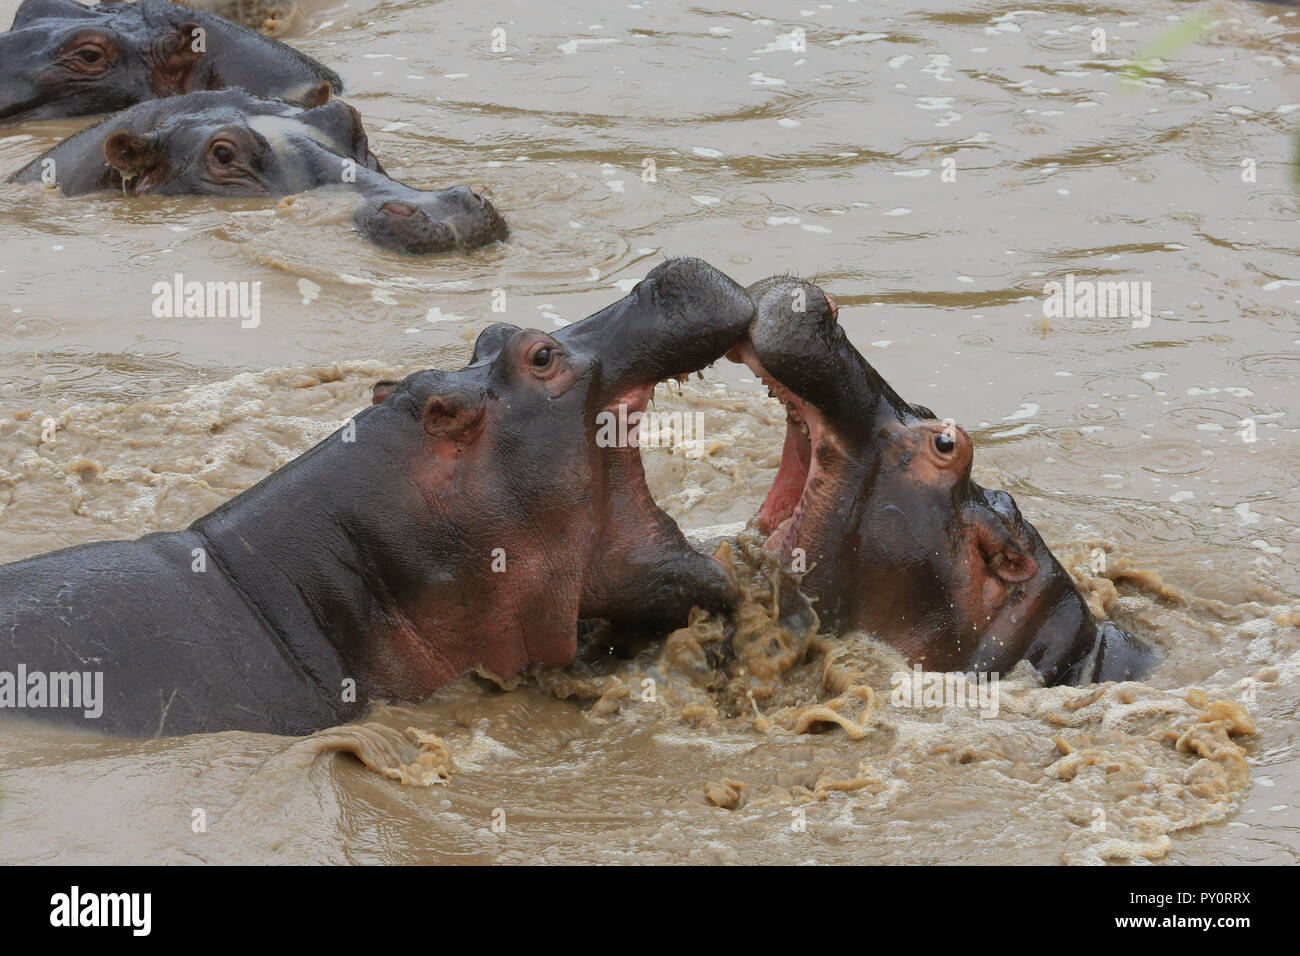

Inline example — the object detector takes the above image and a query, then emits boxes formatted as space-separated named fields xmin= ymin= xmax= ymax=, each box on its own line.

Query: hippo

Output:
xmin=0 ymin=260 xmax=754 ymax=738
xmin=727 ymin=277 xmax=1157 ymax=686
xmin=0 ymin=0 xmax=341 ymax=125
xmin=7 ymin=87 xmax=507 ymax=254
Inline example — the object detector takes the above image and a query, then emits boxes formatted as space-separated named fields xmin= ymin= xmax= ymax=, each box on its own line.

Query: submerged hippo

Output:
xmin=728 ymin=278 xmax=1157 ymax=686
xmin=0 ymin=260 xmax=753 ymax=738
xmin=0 ymin=0 xmax=341 ymax=125
xmin=7 ymin=87 xmax=507 ymax=254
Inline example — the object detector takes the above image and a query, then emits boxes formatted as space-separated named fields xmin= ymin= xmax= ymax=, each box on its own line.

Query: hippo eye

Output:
xmin=524 ymin=340 xmax=561 ymax=377
xmin=65 ymin=42 xmax=110 ymax=70
xmin=212 ymin=144 xmax=235 ymax=165
xmin=935 ymin=432 xmax=956 ymax=454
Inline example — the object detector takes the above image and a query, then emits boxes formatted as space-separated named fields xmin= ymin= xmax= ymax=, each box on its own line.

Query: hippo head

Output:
xmin=21 ymin=85 xmax=508 ymax=252
xmin=0 ymin=0 xmax=341 ymax=125
xmin=354 ymin=259 xmax=752 ymax=689
xmin=82 ymin=87 xmax=365 ymax=196
xmin=728 ymin=277 xmax=1154 ymax=685
xmin=0 ymin=0 xmax=199 ymax=123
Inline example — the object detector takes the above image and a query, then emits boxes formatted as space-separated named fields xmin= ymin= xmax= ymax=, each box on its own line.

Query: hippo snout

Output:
xmin=645 ymin=256 xmax=731 ymax=294
xmin=442 ymin=184 xmax=484 ymax=208
xmin=746 ymin=277 xmax=841 ymax=361
xmin=352 ymin=186 xmax=507 ymax=255
xmin=640 ymin=257 xmax=755 ymax=364
xmin=646 ymin=258 xmax=752 ymax=325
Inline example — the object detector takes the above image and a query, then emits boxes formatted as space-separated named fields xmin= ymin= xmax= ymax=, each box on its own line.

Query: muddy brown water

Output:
xmin=1 ymin=0 xmax=1298 ymax=865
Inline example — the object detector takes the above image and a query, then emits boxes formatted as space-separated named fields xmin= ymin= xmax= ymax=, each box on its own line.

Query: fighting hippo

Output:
xmin=0 ymin=0 xmax=340 ymax=125
xmin=0 ymin=260 xmax=754 ymax=738
xmin=7 ymin=87 xmax=507 ymax=254
xmin=728 ymin=277 xmax=1156 ymax=686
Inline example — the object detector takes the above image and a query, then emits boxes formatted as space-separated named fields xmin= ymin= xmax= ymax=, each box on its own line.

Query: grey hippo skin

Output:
xmin=728 ymin=277 xmax=1158 ymax=686
xmin=7 ymin=87 xmax=508 ymax=254
xmin=0 ymin=259 xmax=756 ymax=737
xmin=0 ymin=0 xmax=341 ymax=124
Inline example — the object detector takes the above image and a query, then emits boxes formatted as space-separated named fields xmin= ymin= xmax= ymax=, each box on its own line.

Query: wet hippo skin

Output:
xmin=0 ymin=0 xmax=342 ymax=124
xmin=0 ymin=259 xmax=755 ymax=737
xmin=7 ymin=87 xmax=508 ymax=254
xmin=729 ymin=277 xmax=1158 ymax=686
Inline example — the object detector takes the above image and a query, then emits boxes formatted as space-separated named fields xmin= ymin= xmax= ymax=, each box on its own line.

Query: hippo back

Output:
xmin=0 ymin=530 xmax=353 ymax=736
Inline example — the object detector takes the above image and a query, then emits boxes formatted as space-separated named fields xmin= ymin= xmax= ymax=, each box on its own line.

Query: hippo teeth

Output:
xmin=762 ymin=375 xmax=803 ymax=415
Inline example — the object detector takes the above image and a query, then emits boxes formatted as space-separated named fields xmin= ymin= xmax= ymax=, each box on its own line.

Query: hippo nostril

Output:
xmin=382 ymin=201 xmax=417 ymax=217
xmin=444 ymin=185 xmax=479 ymax=206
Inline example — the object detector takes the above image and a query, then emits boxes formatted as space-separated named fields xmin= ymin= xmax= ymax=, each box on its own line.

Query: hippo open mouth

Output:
xmin=361 ymin=258 xmax=756 ymax=685
xmin=726 ymin=278 xmax=900 ymax=571
xmin=729 ymin=328 xmax=825 ymax=559
xmin=481 ymin=258 xmax=759 ymax=634
xmin=727 ymin=276 xmax=1156 ymax=686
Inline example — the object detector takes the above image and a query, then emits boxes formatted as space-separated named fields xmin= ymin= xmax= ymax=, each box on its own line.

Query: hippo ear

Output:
xmin=12 ymin=0 xmax=97 ymax=27
xmin=422 ymin=394 xmax=483 ymax=443
xmin=103 ymin=131 xmax=158 ymax=180
xmin=470 ymin=323 xmax=521 ymax=364
xmin=301 ymin=82 xmax=332 ymax=109
xmin=153 ymin=21 xmax=204 ymax=94
xmin=371 ymin=380 xmax=399 ymax=404
xmin=973 ymin=512 xmax=1038 ymax=584
xmin=298 ymin=99 xmax=370 ymax=163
